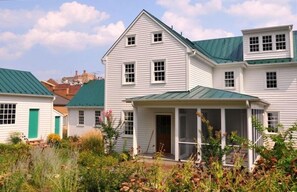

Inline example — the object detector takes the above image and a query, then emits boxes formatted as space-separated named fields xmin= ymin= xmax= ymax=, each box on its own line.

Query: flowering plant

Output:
xmin=98 ymin=109 xmax=123 ymax=154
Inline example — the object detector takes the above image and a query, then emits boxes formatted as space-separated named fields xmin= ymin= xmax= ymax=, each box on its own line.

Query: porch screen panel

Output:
xmin=179 ymin=109 xmax=197 ymax=142
xmin=225 ymin=109 xmax=248 ymax=166
xmin=252 ymin=109 xmax=264 ymax=164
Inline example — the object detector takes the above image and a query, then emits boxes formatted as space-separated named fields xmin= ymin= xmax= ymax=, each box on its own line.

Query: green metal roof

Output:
xmin=67 ymin=79 xmax=104 ymax=107
xmin=126 ymin=85 xmax=259 ymax=102
xmin=0 ymin=68 xmax=53 ymax=96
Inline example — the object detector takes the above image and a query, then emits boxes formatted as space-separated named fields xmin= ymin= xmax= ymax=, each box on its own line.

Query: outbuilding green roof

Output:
xmin=126 ymin=85 xmax=259 ymax=102
xmin=0 ymin=68 xmax=53 ymax=96
xmin=67 ymin=79 xmax=104 ymax=107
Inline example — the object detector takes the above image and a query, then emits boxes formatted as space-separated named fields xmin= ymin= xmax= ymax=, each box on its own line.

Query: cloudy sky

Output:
xmin=0 ymin=0 xmax=296 ymax=81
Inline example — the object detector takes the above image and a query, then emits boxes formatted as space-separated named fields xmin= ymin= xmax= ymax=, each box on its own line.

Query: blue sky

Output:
xmin=1 ymin=0 xmax=296 ymax=81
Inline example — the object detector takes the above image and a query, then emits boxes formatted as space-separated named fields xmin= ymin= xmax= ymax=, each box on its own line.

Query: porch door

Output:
xmin=28 ymin=109 xmax=39 ymax=139
xmin=55 ymin=116 xmax=60 ymax=135
xmin=156 ymin=115 xmax=171 ymax=153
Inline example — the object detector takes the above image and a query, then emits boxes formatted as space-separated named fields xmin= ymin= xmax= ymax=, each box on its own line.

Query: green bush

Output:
xmin=80 ymin=130 xmax=104 ymax=155
xmin=9 ymin=132 xmax=22 ymax=144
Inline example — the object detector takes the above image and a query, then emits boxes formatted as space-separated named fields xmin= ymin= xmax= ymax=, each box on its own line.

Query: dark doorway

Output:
xmin=156 ymin=115 xmax=171 ymax=153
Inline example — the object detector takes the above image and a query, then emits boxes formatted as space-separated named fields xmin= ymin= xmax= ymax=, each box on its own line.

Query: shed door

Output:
xmin=156 ymin=115 xmax=171 ymax=153
xmin=55 ymin=116 xmax=60 ymax=135
xmin=28 ymin=109 xmax=39 ymax=139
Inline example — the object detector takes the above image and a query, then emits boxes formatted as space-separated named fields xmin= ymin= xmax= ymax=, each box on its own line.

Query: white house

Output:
xmin=102 ymin=10 xmax=297 ymax=169
xmin=0 ymin=68 xmax=58 ymax=142
xmin=67 ymin=80 xmax=104 ymax=136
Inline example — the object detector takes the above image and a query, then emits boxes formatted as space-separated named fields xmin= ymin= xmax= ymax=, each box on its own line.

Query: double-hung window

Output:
xmin=152 ymin=60 xmax=165 ymax=83
xmin=0 ymin=104 xmax=16 ymax=125
xmin=249 ymin=36 xmax=259 ymax=52
xmin=225 ymin=71 xmax=234 ymax=88
xmin=78 ymin=110 xmax=84 ymax=125
xmin=123 ymin=63 xmax=135 ymax=84
xmin=124 ymin=111 xmax=133 ymax=135
xmin=95 ymin=111 xmax=101 ymax=127
xmin=266 ymin=71 xmax=277 ymax=88
xmin=262 ymin=35 xmax=272 ymax=51
xmin=267 ymin=112 xmax=279 ymax=133
xmin=276 ymin=34 xmax=286 ymax=50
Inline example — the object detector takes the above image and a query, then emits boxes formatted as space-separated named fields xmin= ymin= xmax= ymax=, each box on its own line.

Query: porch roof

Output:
xmin=126 ymin=85 xmax=263 ymax=103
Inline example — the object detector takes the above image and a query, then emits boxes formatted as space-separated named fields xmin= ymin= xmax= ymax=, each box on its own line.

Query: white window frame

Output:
xmin=123 ymin=111 xmax=133 ymax=136
xmin=267 ymin=111 xmax=279 ymax=133
xmin=0 ymin=103 xmax=16 ymax=125
xmin=266 ymin=71 xmax=277 ymax=89
xmin=126 ymin=35 xmax=136 ymax=47
xmin=275 ymin=34 xmax=286 ymax=50
xmin=262 ymin=35 xmax=272 ymax=51
xmin=152 ymin=31 xmax=163 ymax=44
xmin=95 ymin=110 xmax=101 ymax=127
xmin=78 ymin=110 xmax=84 ymax=125
xmin=151 ymin=59 xmax=166 ymax=84
xmin=249 ymin=36 xmax=259 ymax=52
xmin=224 ymin=71 xmax=235 ymax=88
xmin=248 ymin=34 xmax=287 ymax=53
xmin=122 ymin=62 xmax=136 ymax=85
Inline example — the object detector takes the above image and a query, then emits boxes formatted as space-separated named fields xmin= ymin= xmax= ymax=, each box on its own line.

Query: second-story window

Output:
xmin=153 ymin=32 xmax=163 ymax=43
xmin=126 ymin=35 xmax=136 ymax=46
xmin=276 ymin=34 xmax=286 ymax=50
xmin=249 ymin=36 xmax=259 ymax=52
xmin=78 ymin=110 xmax=84 ymax=125
xmin=152 ymin=61 xmax=165 ymax=83
xmin=225 ymin=71 xmax=234 ymax=88
xmin=123 ymin=63 xmax=135 ymax=84
xmin=266 ymin=71 xmax=277 ymax=88
xmin=262 ymin=35 xmax=272 ymax=51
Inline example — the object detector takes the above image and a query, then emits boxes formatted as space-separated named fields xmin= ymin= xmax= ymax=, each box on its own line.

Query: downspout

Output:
xmin=187 ymin=50 xmax=197 ymax=90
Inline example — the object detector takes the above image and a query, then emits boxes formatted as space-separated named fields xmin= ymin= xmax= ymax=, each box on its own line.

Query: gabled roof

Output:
xmin=0 ymin=68 xmax=53 ymax=96
xmin=54 ymin=93 xmax=69 ymax=106
xmin=126 ymin=85 xmax=260 ymax=102
xmin=67 ymin=79 xmax=104 ymax=107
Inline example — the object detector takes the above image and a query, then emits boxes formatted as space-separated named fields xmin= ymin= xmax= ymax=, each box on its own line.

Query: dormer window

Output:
xmin=126 ymin=35 xmax=136 ymax=46
xmin=249 ymin=37 xmax=259 ymax=52
xmin=262 ymin=35 xmax=272 ymax=51
xmin=152 ymin=32 xmax=163 ymax=43
xmin=276 ymin=34 xmax=286 ymax=50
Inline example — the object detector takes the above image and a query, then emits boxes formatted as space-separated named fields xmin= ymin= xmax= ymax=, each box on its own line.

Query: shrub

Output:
xmin=80 ymin=129 xmax=104 ymax=155
xmin=9 ymin=132 xmax=22 ymax=144
xmin=47 ymin=133 xmax=62 ymax=147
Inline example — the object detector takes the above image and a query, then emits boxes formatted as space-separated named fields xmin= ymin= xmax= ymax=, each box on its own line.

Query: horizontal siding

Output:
xmin=213 ymin=67 xmax=244 ymax=93
xmin=105 ymin=14 xmax=188 ymax=150
xmin=243 ymin=31 xmax=293 ymax=61
xmin=189 ymin=57 xmax=213 ymax=89
xmin=68 ymin=108 xmax=103 ymax=137
xmin=244 ymin=66 xmax=297 ymax=129
xmin=0 ymin=95 xmax=53 ymax=143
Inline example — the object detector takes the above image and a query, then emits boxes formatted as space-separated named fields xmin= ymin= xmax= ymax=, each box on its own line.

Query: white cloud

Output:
xmin=0 ymin=1 xmax=125 ymax=60
xmin=226 ymin=0 xmax=297 ymax=28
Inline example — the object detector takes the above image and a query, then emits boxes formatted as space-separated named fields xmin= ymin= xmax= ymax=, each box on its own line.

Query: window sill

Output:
xmin=76 ymin=124 xmax=84 ymax=127
xmin=151 ymin=81 xmax=166 ymax=85
xmin=151 ymin=41 xmax=163 ymax=45
xmin=122 ymin=83 xmax=135 ymax=86
xmin=125 ymin=44 xmax=136 ymax=47
xmin=122 ymin=135 xmax=133 ymax=138
xmin=224 ymin=87 xmax=235 ymax=90
xmin=265 ymin=88 xmax=278 ymax=90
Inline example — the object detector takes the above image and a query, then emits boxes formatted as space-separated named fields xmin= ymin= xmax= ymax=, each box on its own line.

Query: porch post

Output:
xmin=197 ymin=108 xmax=202 ymax=162
xmin=221 ymin=108 xmax=226 ymax=164
xmin=247 ymin=108 xmax=253 ymax=171
xmin=133 ymin=105 xmax=138 ymax=156
xmin=175 ymin=107 xmax=179 ymax=161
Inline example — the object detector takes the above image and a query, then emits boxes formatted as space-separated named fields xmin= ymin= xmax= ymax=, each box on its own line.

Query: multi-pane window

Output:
xmin=124 ymin=63 xmax=135 ymax=83
xmin=127 ymin=35 xmax=135 ymax=46
xmin=266 ymin=72 xmax=277 ymax=88
xmin=225 ymin=71 xmax=234 ymax=88
xmin=124 ymin=111 xmax=133 ymax=135
xmin=276 ymin=34 xmax=286 ymax=50
xmin=153 ymin=61 xmax=165 ymax=82
xmin=267 ymin=112 xmax=279 ymax=133
xmin=249 ymin=36 xmax=259 ymax=52
xmin=95 ymin=111 xmax=101 ymax=126
xmin=78 ymin=110 xmax=84 ymax=125
xmin=0 ymin=104 xmax=16 ymax=125
xmin=262 ymin=35 xmax=272 ymax=51
xmin=153 ymin=32 xmax=162 ymax=42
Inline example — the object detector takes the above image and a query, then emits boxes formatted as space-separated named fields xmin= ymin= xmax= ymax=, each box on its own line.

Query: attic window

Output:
xmin=249 ymin=37 xmax=259 ymax=52
xmin=262 ymin=35 xmax=272 ymax=51
xmin=276 ymin=34 xmax=286 ymax=50
xmin=152 ymin=32 xmax=163 ymax=43
xmin=126 ymin=35 xmax=136 ymax=46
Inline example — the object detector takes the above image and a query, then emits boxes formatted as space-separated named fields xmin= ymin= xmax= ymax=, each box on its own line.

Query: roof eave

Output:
xmin=67 ymin=105 xmax=104 ymax=108
xmin=126 ymin=98 xmax=260 ymax=103
xmin=0 ymin=93 xmax=54 ymax=98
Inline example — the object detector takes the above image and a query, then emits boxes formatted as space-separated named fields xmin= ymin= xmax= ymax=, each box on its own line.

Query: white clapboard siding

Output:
xmin=68 ymin=108 xmax=103 ymax=137
xmin=0 ymin=95 xmax=54 ymax=143
xmin=189 ymin=56 xmax=213 ymax=89
xmin=244 ymin=66 xmax=297 ymax=129
xmin=105 ymin=13 xmax=188 ymax=151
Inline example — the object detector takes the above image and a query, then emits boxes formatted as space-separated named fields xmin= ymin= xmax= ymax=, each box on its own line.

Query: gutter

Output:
xmin=125 ymin=98 xmax=262 ymax=103
xmin=0 ymin=93 xmax=54 ymax=99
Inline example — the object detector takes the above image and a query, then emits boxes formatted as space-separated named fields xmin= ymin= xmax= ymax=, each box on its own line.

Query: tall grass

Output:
xmin=80 ymin=129 xmax=104 ymax=155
